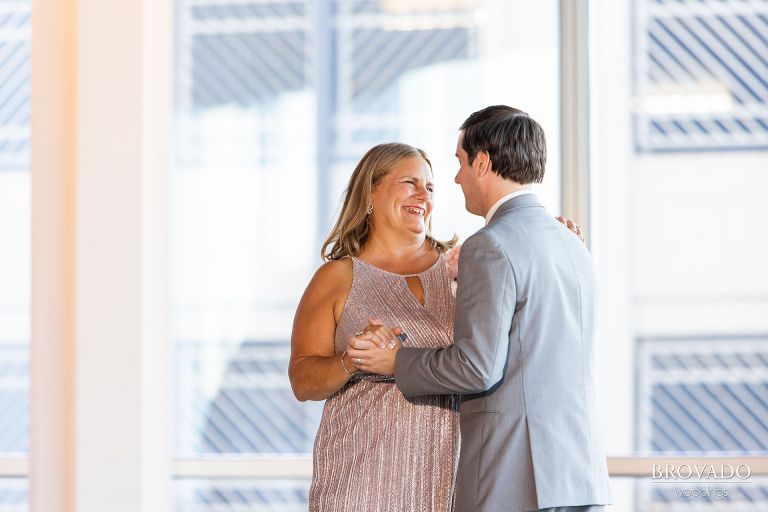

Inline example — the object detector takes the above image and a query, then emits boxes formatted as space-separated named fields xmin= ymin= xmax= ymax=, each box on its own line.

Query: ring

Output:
xmin=354 ymin=358 xmax=362 ymax=365
xmin=354 ymin=330 xmax=365 ymax=336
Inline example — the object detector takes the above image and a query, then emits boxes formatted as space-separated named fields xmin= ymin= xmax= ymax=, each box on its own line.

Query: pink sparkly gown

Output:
xmin=309 ymin=255 xmax=460 ymax=511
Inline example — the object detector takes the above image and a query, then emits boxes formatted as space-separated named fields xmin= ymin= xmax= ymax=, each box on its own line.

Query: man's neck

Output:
xmin=481 ymin=182 xmax=531 ymax=218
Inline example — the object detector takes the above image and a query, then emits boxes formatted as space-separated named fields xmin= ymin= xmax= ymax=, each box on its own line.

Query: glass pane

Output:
xmin=0 ymin=0 xmax=31 ymax=456
xmin=637 ymin=338 xmax=768 ymax=453
xmin=172 ymin=0 xmax=562 ymax=460
xmin=174 ymin=479 xmax=309 ymax=512
xmin=171 ymin=0 xmax=319 ymax=458
xmin=0 ymin=479 xmax=27 ymax=512
xmin=174 ymin=341 xmax=321 ymax=454
xmin=591 ymin=0 xmax=768 ymax=458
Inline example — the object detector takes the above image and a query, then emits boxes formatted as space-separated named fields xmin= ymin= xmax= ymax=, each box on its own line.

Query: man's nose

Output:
xmin=454 ymin=171 xmax=460 ymax=184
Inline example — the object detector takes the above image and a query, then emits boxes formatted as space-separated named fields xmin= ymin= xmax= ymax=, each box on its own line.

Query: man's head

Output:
xmin=454 ymin=105 xmax=547 ymax=216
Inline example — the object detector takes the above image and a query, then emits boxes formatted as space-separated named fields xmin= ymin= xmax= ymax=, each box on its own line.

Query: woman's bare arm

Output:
xmin=289 ymin=259 xmax=356 ymax=401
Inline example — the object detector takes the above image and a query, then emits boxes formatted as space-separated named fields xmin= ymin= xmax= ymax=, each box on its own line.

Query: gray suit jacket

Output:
xmin=395 ymin=194 xmax=611 ymax=512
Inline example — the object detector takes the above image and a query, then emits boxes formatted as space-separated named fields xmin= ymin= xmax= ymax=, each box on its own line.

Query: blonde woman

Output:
xmin=289 ymin=143 xmax=580 ymax=511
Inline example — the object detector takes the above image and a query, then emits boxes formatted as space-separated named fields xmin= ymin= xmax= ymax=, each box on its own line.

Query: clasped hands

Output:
xmin=347 ymin=318 xmax=404 ymax=376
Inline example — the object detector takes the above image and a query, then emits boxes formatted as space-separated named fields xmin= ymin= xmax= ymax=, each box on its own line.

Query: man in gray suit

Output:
xmin=349 ymin=106 xmax=611 ymax=511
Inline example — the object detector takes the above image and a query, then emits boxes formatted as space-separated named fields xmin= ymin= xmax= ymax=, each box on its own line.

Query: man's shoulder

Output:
xmin=461 ymin=226 xmax=515 ymax=265
xmin=465 ymin=226 xmax=502 ymax=251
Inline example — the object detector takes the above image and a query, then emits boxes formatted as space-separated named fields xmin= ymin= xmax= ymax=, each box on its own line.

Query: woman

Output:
xmin=290 ymin=142 xmax=458 ymax=511
xmin=289 ymin=143 xmax=581 ymax=511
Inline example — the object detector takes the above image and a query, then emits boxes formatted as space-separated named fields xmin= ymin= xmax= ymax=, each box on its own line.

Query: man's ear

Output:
xmin=475 ymin=150 xmax=491 ymax=177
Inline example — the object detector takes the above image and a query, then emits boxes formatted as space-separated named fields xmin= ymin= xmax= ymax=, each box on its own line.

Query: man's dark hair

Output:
xmin=460 ymin=105 xmax=546 ymax=184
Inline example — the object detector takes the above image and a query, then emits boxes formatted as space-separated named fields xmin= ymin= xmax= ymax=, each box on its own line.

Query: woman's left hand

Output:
xmin=444 ymin=221 xmax=581 ymax=287
xmin=444 ymin=245 xmax=461 ymax=280
xmin=555 ymin=216 xmax=584 ymax=242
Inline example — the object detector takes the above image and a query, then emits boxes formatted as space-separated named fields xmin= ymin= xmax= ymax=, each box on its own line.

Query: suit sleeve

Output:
xmin=395 ymin=231 xmax=516 ymax=396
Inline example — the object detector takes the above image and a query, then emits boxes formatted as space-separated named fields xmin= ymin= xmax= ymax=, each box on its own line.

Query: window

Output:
xmin=591 ymin=0 xmax=768 ymax=508
xmin=0 ymin=0 xmax=31 ymax=509
xmin=171 ymin=0 xmax=562 ymax=508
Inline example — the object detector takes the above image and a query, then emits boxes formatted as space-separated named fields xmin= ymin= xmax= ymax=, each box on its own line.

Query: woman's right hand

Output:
xmin=349 ymin=318 xmax=401 ymax=351
xmin=347 ymin=319 xmax=403 ymax=375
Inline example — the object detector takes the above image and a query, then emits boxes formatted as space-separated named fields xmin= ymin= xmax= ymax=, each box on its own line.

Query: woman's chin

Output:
xmin=405 ymin=223 xmax=427 ymax=236
xmin=395 ymin=216 xmax=427 ymax=236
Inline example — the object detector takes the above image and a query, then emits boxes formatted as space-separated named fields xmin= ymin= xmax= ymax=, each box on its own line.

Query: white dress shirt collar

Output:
xmin=484 ymin=189 xmax=535 ymax=225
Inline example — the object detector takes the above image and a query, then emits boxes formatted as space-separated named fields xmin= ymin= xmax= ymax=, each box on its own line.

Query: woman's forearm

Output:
xmin=289 ymin=353 xmax=355 ymax=401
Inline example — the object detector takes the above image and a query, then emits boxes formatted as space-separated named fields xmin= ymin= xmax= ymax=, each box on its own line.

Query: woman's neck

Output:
xmin=359 ymin=230 xmax=432 ymax=268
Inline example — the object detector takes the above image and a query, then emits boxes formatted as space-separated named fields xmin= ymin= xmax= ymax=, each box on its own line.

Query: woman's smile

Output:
xmin=403 ymin=205 xmax=426 ymax=217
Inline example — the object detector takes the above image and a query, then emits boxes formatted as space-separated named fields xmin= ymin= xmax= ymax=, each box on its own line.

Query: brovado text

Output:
xmin=652 ymin=464 xmax=751 ymax=480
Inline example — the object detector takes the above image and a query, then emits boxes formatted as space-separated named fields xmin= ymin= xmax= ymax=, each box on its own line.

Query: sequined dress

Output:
xmin=309 ymin=255 xmax=460 ymax=511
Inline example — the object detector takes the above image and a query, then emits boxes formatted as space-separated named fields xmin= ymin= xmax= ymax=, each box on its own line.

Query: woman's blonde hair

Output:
xmin=322 ymin=142 xmax=457 ymax=261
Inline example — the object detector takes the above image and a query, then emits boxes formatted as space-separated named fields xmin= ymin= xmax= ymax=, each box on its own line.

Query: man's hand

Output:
xmin=346 ymin=318 xmax=403 ymax=375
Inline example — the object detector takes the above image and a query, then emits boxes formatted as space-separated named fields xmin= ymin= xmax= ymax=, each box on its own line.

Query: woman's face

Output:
xmin=370 ymin=155 xmax=434 ymax=237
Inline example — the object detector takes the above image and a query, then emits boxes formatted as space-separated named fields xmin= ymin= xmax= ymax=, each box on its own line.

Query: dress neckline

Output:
xmin=351 ymin=253 xmax=442 ymax=278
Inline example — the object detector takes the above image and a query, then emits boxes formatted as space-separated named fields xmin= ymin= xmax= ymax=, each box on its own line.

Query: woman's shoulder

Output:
xmin=315 ymin=257 xmax=352 ymax=279
xmin=307 ymin=257 xmax=353 ymax=298
xmin=310 ymin=258 xmax=353 ymax=321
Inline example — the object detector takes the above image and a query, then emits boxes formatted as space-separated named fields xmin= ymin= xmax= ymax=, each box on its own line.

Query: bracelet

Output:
xmin=341 ymin=350 xmax=357 ymax=375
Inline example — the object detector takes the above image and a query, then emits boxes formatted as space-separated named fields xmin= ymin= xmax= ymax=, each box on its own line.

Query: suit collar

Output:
xmin=484 ymin=190 xmax=534 ymax=224
xmin=487 ymin=192 xmax=543 ymax=224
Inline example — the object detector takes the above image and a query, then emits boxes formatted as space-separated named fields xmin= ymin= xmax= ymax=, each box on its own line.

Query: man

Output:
xmin=349 ymin=106 xmax=611 ymax=511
